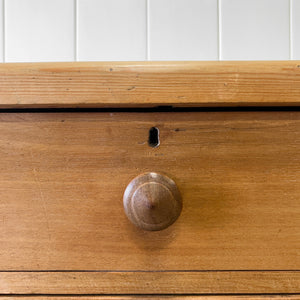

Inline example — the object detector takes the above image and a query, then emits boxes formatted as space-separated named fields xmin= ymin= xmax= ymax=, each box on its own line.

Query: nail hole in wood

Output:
xmin=148 ymin=127 xmax=160 ymax=148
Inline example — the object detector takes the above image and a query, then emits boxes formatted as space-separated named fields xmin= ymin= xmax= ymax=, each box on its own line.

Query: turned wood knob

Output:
xmin=123 ymin=172 xmax=182 ymax=231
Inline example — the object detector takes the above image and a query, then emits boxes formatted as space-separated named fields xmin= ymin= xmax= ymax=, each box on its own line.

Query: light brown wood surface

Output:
xmin=1 ymin=61 xmax=300 ymax=108
xmin=0 ymin=112 xmax=299 ymax=271
xmin=0 ymin=111 xmax=300 ymax=294
xmin=1 ymin=271 xmax=300 ymax=294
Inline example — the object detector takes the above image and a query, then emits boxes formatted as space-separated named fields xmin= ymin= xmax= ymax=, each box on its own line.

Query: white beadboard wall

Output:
xmin=0 ymin=0 xmax=299 ymax=62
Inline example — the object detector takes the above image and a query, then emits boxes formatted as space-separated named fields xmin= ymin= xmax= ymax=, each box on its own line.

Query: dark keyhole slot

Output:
xmin=148 ymin=127 xmax=160 ymax=148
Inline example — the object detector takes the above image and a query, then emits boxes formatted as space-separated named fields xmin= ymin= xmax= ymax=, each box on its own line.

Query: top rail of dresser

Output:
xmin=0 ymin=61 xmax=300 ymax=108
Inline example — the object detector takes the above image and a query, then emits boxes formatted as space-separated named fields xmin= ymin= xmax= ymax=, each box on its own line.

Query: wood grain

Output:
xmin=1 ymin=61 xmax=300 ymax=108
xmin=0 ymin=297 xmax=299 ymax=300
xmin=0 ymin=112 xmax=299 ymax=272
xmin=123 ymin=172 xmax=182 ymax=231
xmin=0 ymin=271 xmax=300 ymax=294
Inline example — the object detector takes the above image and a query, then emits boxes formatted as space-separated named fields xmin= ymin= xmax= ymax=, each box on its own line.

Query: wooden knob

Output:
xmin=123 ymin=172 xmax=182 ymax=231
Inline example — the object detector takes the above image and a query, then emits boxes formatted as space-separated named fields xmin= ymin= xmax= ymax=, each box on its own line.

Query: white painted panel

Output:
xmin=5 ymin=0 xmax=74 ymax=62
xmin=220 ymin=0 xmax=290 ymax=60
xmin=149 ymin=0 xmax=218 ymax=60
xmin=292 ymin=0 xmax=300 ymax=59
xmin=0 ymin=0 xmax=3 ymax=62
xmin=77 ymin=0 xmax=146 ymax=61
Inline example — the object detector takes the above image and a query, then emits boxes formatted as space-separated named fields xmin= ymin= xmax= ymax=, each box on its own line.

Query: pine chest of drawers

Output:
xmin=0 ymin=61 xmax=299 ymax=299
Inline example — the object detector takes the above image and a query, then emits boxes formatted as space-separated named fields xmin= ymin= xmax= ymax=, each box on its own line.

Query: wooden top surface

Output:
xmin=0 ymin=61 xmax=300 ymax=108
xmin=0 ymin=295 xmax=298 ymax=299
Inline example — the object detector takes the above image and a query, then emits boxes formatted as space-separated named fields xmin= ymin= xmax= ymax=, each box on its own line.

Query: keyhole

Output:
xmin=148 ymin=127 xmax=160 ymax=148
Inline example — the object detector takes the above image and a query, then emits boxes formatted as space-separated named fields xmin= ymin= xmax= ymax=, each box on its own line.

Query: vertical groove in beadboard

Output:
xmin=2 ymin=0 xmax=5 ymax=62
xmin=290 ymin=0 xmax=293 ymax=59
xmin=74 ymin=0 xmax=77 ymax=61
xmin=146 ymin=0 xmax=150 ymax=60
xmin=218 ymin=0 xmax=222 ymax=60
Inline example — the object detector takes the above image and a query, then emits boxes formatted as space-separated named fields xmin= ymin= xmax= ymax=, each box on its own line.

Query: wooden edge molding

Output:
xmin=0 ymin=61 xmax=300 ymax=108
xmin=0 ymin=271 xmax=299 ymax=295
xmin=0 ymin=297 xmax=298 ymax=300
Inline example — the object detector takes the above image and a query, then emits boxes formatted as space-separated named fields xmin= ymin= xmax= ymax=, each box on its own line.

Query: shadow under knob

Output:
xmin=123 ymin=172 xmax=182 ymax=231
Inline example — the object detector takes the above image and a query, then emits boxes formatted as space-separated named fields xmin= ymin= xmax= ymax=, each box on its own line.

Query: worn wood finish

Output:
xmin=1 ymin=61 xmax=300 ymax=108
xmin=1 ymin=297 xmax=299 ymax=300
xmin=0 ymin=271 xmax=300 ymax=294
xmin=0 ymin=112 xmax=299 ymax=272
xmin=123 ymin=172 xmax=182 ymax=231
xmin=0 ymin=297 xmax=299 ymax=300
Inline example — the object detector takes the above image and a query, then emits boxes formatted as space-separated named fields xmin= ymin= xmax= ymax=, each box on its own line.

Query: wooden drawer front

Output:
xmin=0 ymin=111 xmax=299 ymax=274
